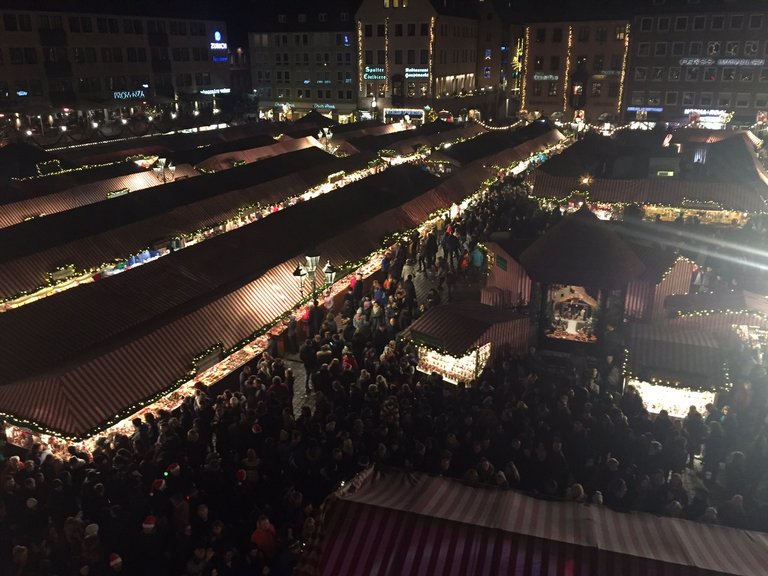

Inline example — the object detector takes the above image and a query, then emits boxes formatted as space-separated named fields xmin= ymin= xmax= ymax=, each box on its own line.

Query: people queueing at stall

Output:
xmin=2 ymin=179 xmax=768 ymax=576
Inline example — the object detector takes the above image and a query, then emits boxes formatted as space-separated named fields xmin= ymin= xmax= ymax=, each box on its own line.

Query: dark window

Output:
xmin=536 ymin=28 xmax=545 ymax=43
xmin=420 ymin=22 xmax=428 ymax=36
xmin=364 ymin=24 xmax=372 ymax=37
xmin=377 ymin=24 xmax=385 ymax=36
xmin=552 ymin=28 xmax=562 ymax=42
xmin=407 ymin=23 xmax=415 ymax=36
xmin=395 ymin=23 xmax=402 ymax=36
xmin=4 ymin=14 xmax=17 ymax=31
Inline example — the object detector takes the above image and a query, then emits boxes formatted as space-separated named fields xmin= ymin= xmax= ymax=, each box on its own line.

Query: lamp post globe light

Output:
xmin=292 ymin=253 xmax=339 ymax=301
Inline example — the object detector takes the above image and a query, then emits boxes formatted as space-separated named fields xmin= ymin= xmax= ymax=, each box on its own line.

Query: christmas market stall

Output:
xmin=623 ymin=245 xmax=695 ymax=322
xmin=624 ymin=324 xmax=727 ymax=418
xmin=530 ymin=130 xmax=768 ymax=225
xmin=519 ymin=205 xmax=645 ymax=351
xmin=482 ymin=238 xmax=532 ymax=309
xmin=297 ymin=467 xmax=768 ymax=576
xmin=400 ymin=302 xmax=529 ymax=384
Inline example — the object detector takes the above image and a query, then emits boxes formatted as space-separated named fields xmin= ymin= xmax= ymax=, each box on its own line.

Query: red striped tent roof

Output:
xmin=298 ymin=468 xmax=768 ymax=576
xmin=532 ymin=171 xmax=767 ymax=213
xmin=391 ymin=121 xmax=488 ymax=156
xmin=402 ymin=302 xmax=524 ymax=356
xmin=519 ymin=205 xmax=646 ymax=288
xmin=0 ymin=165 xmax=199 ymax=230
xmin=0 ymin=163 xmax=494 ymax=438
xmin=195 ymin=136 xmax=317 ymax=171
xmin=627 ymin=324 xmax=724 ymax=388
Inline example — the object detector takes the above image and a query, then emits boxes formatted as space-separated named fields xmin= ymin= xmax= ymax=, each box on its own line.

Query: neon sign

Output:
xmin=210 ymin=31 xmax=227 ymax=50
xmin=363 ymin=66 xmax=385 ymax=81
xmin=404 ymin=67 xmax=429 ymax=78
xmin=113 ymin=90 xmax=146 ymax=100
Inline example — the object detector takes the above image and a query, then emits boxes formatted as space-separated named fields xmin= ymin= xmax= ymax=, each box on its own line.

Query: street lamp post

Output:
xmin=317 ymin=127 xmax=333 ymax=152
xmin=292 ymin=252 xmax=339 ymax=301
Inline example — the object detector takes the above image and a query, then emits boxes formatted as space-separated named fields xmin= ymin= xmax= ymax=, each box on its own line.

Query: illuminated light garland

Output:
xmin=521 ymin=27 xmax=530 ymax=112
xmin=385 ymin=16 xmax=390 ymax=97
xmin=563 ymin=26 xmax=573 ymax=114
xmin=618 ymin=23 xmax=630 ymax=117
xmin=428 ymin=16 xmax=436 ymax=98
xmin=357 ymin=20 xmax=365 ymax=100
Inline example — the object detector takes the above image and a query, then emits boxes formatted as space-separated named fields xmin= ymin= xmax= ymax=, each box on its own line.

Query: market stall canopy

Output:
xmin=665 ymin=291 xmax=748 ymax=318
xmin=0 ymin=165 xmax=199 ymax=231
xmin=293 ymin=109 xmax=336 ymax=128
xmin=436 ymin=119 xmax=562 ymax=167
xmin=345 ymin=119 xmax=461 ymax=152
xmin=531 ymin=131 xmax=768 ymax=213
xmin=402 ymin=301 xmax=526 ymax=357
xmin=297 ymin=467 xmax=768 ymax=576
xmin=0 ymin=150 xmax=373 ymax=301
xmin=195 ymin=135 xmax=316 ymax=172
xmin=0 ymin=142 xmax=69 ymax=187
xmin=519 ymin=205 xmax=645 ymax=288
xmin=0 ymin=164 xmax=457 ymax=437
xmin=627 ymin=323 xmax=725 ymax=389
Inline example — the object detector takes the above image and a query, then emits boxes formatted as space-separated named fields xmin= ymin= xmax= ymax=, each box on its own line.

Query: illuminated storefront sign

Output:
xmin=533 ymin=73 xmax=559 ymax=81
xmin=113 ymin=90 xmax=146 ymax=100
xmin=313 ymin=103 xmax=336 ymax=110
xmin=210 ymin=30 xmax=227 ymax=50
xmin=16 ymin=90 xmax=28 ymax=97
xmin=363 ymin=66 xmax=386 ymax=80
xmin=404 ymin=67 xmax=429 ymax=78
xmin=683 ymin=108 xmax=727 ymax=117
xmin=679 ymin=57 xmax=764 ymax=66
xmin=199 ymin=88 xmax=231 ymax=95
xmin=383 ymin=107 xmax=424 ymax=117
xmin=627 ymin=106 xmax=663 ymax=113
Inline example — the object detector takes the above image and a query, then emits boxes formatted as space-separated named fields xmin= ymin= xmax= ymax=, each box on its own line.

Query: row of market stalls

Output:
xmin=0 ymin=121 xmax=568 ymax=445
xmin=297 ymin=467 xmax=768 ymax=576
xmin=530 ymin=129 xmax=768 ymax=226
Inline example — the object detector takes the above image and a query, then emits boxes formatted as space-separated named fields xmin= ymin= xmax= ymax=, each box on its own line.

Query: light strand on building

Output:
xmin=357 ymin=20 xmax=364 ymax=98
xmin=521 ymin=27 xmax=530 ymax=112
xmin=562 ymin=26 xmax=573 ymax=113
xmin=429 ymin=16 xmax=436 ymax=98
xmin=618 ymin=23 xmax=630 ymax=117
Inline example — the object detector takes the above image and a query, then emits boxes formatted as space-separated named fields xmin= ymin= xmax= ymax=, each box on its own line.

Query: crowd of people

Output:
xmin=1 ymin=179 xmax=768 ymax=576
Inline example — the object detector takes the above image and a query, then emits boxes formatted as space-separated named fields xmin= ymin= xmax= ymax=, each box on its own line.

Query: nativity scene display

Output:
xmin=545 ymin=285 xmax=598 ymax=343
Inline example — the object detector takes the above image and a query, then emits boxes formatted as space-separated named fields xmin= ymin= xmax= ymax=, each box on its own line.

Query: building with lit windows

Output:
xmin=355 ymin=0 xmax=489 ymax=122
xmin=0 ymin=7 xmax=229 ymax=117
xmin=520 ymin=18 xmax=630 ymax=123
xmin=625 ymin=0 xmax=768 ymax=127
xmin=248 ymin=1 xmax=360 ymax=123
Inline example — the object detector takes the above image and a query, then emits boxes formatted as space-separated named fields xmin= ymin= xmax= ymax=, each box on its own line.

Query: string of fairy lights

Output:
xmin=1 ymin=126 xmax=566 ymax=444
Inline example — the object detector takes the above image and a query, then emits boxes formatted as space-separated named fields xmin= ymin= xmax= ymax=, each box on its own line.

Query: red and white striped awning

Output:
xmin=298 ymin=468 xmax=768 ymax=576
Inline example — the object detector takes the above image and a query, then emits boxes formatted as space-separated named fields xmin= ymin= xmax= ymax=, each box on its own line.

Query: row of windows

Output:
xmin=257 ymin=33 xmax=352 ymax=48
xmin=531 ymin=80 xmax=619 ymax=98
xmin=276 ymin=12 xmax=349 ymax=24
xmin=274 ymin=52 xmax=353 ymax=66
xmin=637 ymin=40 xmax=766 ymax=58
xmin=2 ymin=13 xmax=209 ymax=35
xmin=364 ymin=49 xmax=430 ymax=66
xmin=364 ymin=22 xmax=429 ymax=38
xmin=271 ymin=88 xmax=355 ymax=100
xmin=533 ymin=54 xmax=624 ymax=72
xmin=0 ymin=46 xmax=212 ymax=65
xmin=0 ymin=79 xmax=43 ymax=97
xmin=637 ymin=13 xmax=764 ymax=33
xmin=630 ymin=90 xmax=768 ymax=108
xmin=535 ymin=25 xmax=626 ymax=44
xmin=255 ymin=70 xmax=354 ymax=85
xmin=634 ymin=66 xmax=768 ymax=83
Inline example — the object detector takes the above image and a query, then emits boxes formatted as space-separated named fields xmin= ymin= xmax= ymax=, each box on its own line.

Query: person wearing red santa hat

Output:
xmin=108 ymin=553 xmax=123 ymax=572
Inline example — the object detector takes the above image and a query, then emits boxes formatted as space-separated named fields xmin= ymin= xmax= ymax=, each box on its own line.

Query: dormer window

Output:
xmin=278 ymin=14 xmax=286 ymax=23
xmin=298 ymin=14 xmax=307 ymax=23
xmin=319 ymin=13 xmax=328 ymax=22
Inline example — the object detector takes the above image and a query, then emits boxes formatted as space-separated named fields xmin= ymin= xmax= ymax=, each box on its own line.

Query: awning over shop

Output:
xmin=298 ymin=467 xmax=768 ymax=576
xmin=626 ymin=323 xmax=725 ymax=389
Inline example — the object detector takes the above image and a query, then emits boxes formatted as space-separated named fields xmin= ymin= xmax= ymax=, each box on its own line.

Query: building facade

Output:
xmin=0 ymin=9 xmax=229 ymax=117
xmin=356 ymin=0 xmax=491 ymax=122
xmin=520 ymin=19 xmax=630 ymax=123
xmin=625 ymin=1 xmax=768 ymax=126
xmin=249 ymin=2 xmax=359 ymax=122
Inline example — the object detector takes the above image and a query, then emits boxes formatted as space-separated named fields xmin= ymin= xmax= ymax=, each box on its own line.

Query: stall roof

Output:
xmin=665 ymin=291 xmax=748 ymax=317
xmin=627 ymin=323 xmax=724 ymax=387
xmin=0 ymin=147 xmax=331 ymax=264
xmin=0 ymin=161 xmax=499 ymax=438
xmin=532 ymin=130 xmax=768 ymax=212
xmin=0 ymin=143 xmax=74 ymax=199
xmin=194 ymin=135 xmax=317 ymax=171
xmin=438 ymin=120 xmax=558 ymax=166
xmin=0 ymin=151 xmax=375 ymax=300
xmin=298 ymin=467 xmax=768 ymax=576
xmin=0 ymin=164 xmax=440 ymax=387
xmin=390 ymin=122 xmax=488 ymax=156
xmin=519 ymin=205 xmax=645 ymax=288
xmin=403 ymin=302 xmax=524 ymax=356
xmin=345 ymin=120 xmax=461 ymax=152
xmin=0 ymin=165 xmax=200 ymax=230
